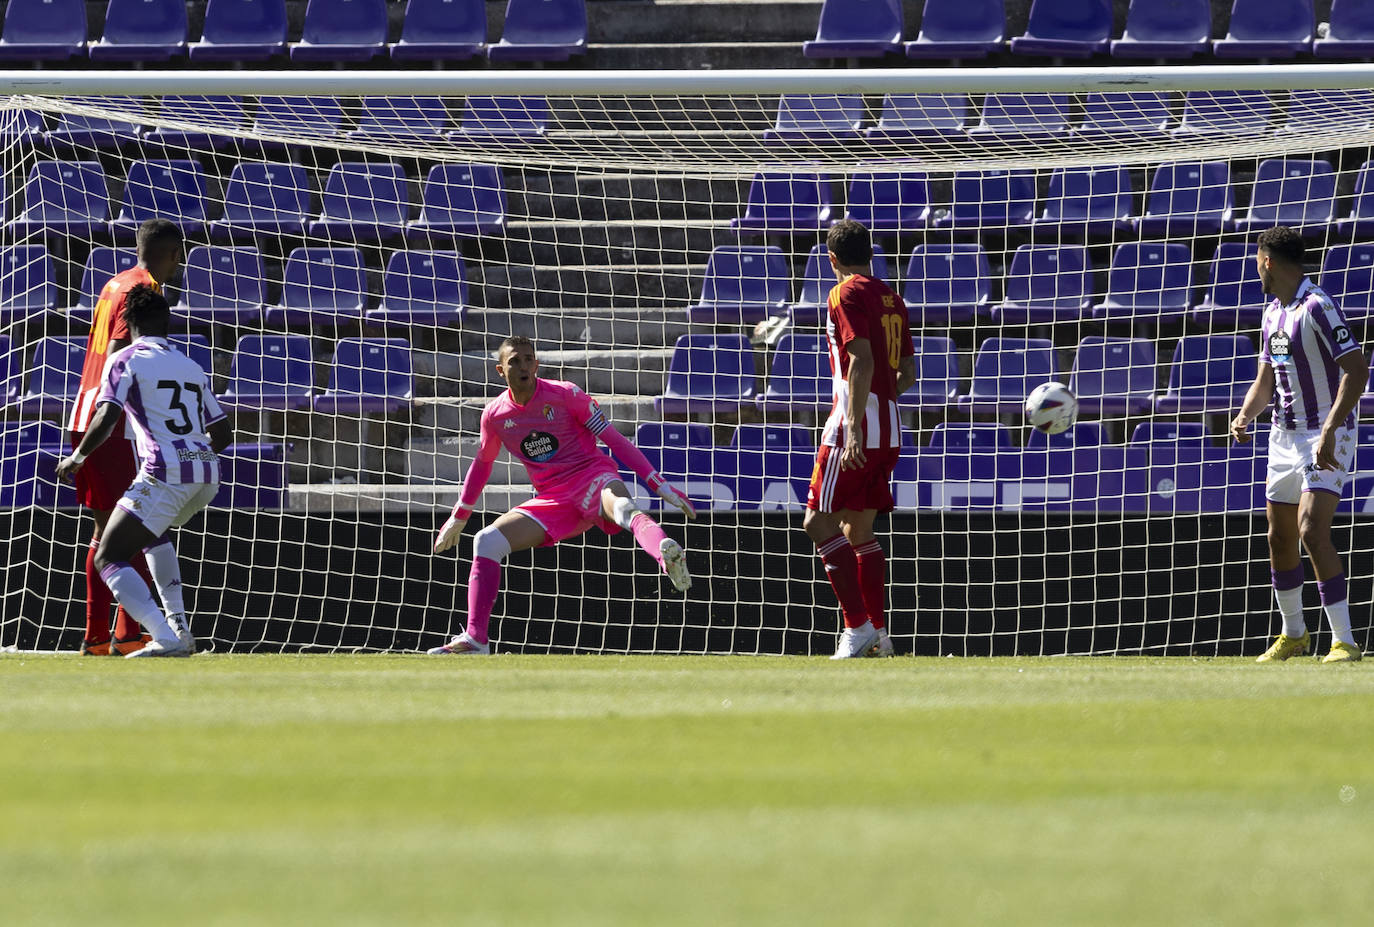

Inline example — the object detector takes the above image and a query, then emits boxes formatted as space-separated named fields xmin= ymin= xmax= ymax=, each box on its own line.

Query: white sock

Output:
xmin=1275 ymin=586 xmax=1306 ymax=638
xmin=100 ymin=564 xmax=177 ymax=644
xmin=1324 ymin=600 xmax=1355 ymax=647
xmin=143 ymin=540 xmax=186 ymax=618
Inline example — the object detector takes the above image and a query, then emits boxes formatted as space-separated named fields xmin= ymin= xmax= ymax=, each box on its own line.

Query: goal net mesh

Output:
xmin=3 ymin=79 xmax=1373 ymax=655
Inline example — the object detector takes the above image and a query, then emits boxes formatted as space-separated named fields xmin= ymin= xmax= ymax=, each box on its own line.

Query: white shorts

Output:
xmin=1266 ymin=427 xmax=1356 ymax=505
xmin=116 ymin=472 xmax=219 ymax=537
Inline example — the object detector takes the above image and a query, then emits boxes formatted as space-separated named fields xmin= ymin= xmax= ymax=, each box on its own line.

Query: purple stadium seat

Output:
xmin=1315 ymin=0 xmax=1374 ymax=58
xmin=145 ymin=96 xmax=250 ymax=153
xmin=756 ymin=333 xmax=831 ymax=413
xmin=790 ymin=242 xmax=891 ymax=325
xmin=189 ymin=0 xmax=287 ymax=61
xmin=407 ymin=164 xmax=506 ymax=242
xmin=314 ymin=339 xmax=413 ymax=415
xmin=654 ymin=334 xmax=758 ymax=415
xmin=309 ymin=162 xmax=412 ymax=245
xmin=930 ymin=170 xmax=1036 ymax=232
xmin=0 ymin=245 xmax=55 ymax=324
xmin=1110 ymin=0 xmax=1210 ymax=59
xmin=0 ymin=0 xmax=86 ymax=60
xmin=1075 ymin=92 xmax=1174 ymax=141
xmin=488 ymin=0 xmax=587 ymax=62
xmin=969 ymin=93 xmax=1071 ymax=139
xmin=348 ymin=96 xmax=453 ymax=145
xmin=1024 ymin=421 xmax=1108 ymax=450
xmin=14 ymin=336 xmax=85 ymax=417
xmin=1032 ymin=166 xmax=1135 ymax=237
xmin=66 ymin=247 xmax=136 ymax=326
xmin=906 ymin=0 xmax=1004 ymax=59
xmin=0 ymin=110 xmax=45 ymax=147
xmin=902 ymin=243 xmax=991 ymax=324
xmin=1068 ymin=336 xmax=1156 ymax=417
xmin=9 ymin=161 xmax=109 ymax=240
xmin=1172 ymin=90 xmax=1274 ymax=138
xmin=211 ymin=161 xmax=313 ymax=243
xmin=991 ymin=244 xmax=1094 ymax=325
xmin=1281 ymin=89 xmax=1374 ymax=134
xmin=844 ymin=173 xmax=930 ymax=235
xmin=804 ymin=0 xmax=903 ymax=58
xmin=290 ymin=0 xmax=386 ymax=62
xmin=765 ymin=95 xmax=865 ymax=142
xmin=1134 ymin=161 xmax=1233 ymax=238
xmin=730 ymin=424 xmax=815 ymax=511
xmin=367 ymin=250 xmax=470 ymax=328
xmin=897 ymin=336 xmax=961 ymax=411
xmin=1093 ymin=241 xmax=1195 ymax=324
xmin=169 ymin=334 xmax=214 ymax=377
xmin=219 ymin=335 xmax=315 ymax=411
xmin=1130 ymin=421 xmax=1208 ymax=446
xmin=929 ymin=422 xmax=1014 ymax=451
xmin=252 ymin=95 xmax=345 ymax=144
xmin=1231 ymin=158 xmax=1336 ymax=237
xmin=263 ymin=247 xmax=367 ymax=326
xmin=864 ymin=93 xmax=968 ymax=141
xmin=731 ymin=173 xmax=834 ymax=234
xmin=0 ymin=336 xmax=19 ymax=404
xmin=44 ymin=108 xmax=143 ymax=152
xmin=175 ymin=246 xmax=266 ymax=326
xmin=1009 ymin=0 xmax=1112 ymax=58
xmin=1214 ymin=0 xmax=1313 ymax=58
xmin=688 ymin=245 xmax=790 ymax=325
xmin=1319 ymin=244 xmax=1374 ymax=322
xmin=958 ymin=337 xmax=1059 ymax=413
xmin=108 ymin=159 xmax=209 ymax=242
xmin=390 ymin=0 xmax=486 ymax=61
xmin=1191 ymin=243 xmax=1266 ymax=329
xmin=89 ymin=0 xmax=187 ymax=60
xmin=1153 ymin=334 xmax=1258 ymax=414
xmin=636 ymin=422 xmax=716 ymax=490
xmin=454 ymin=96 xmax=549 ymax=138
xmin=1335 ymin=160 xmax=1374 ymax=239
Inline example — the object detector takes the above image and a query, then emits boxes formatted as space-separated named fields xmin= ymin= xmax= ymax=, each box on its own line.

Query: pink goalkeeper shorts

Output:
xmin=515 ymin=472 xmax=623 ymax=545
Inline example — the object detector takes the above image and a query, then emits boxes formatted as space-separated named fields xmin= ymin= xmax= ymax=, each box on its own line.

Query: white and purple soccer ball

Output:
xmin=1024 ymin=381 xmax=1078 ymax=435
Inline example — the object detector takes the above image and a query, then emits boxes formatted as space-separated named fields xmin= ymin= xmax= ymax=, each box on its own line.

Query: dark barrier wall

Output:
xmin=3 ymin=510 xmax=1371 ymax=656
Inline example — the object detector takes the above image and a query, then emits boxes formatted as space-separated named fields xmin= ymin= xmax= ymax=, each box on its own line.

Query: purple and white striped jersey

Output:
xmin=96 ymin=337 xmax=226 ymax=485
xmin=1260 ymin=278 xmax=1362 ymax=432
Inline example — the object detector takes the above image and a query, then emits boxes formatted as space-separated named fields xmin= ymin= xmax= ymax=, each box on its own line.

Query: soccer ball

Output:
xmin=1024 ymin=382 xmax=1078 ymax=435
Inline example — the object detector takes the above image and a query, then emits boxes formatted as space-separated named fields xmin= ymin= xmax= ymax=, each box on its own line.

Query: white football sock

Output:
xmin=1275 ymin=586 xmax=1306 ymax=639
xmin=1323 ymin=600 xmax=1355 ymax=647
xmin=101 ymin=564 xmax=177 ymax=644
xmin=143 ymin=540 xmax=186 ymax=618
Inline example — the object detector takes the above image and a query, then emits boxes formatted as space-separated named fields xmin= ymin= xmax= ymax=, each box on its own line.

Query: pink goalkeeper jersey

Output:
xmin=477 ymin=378 xmax=618 ymax=497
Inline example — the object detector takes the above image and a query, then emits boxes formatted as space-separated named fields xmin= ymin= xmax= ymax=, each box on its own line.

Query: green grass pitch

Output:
xmin=2 ymin=654 xmax=1372 ymax=926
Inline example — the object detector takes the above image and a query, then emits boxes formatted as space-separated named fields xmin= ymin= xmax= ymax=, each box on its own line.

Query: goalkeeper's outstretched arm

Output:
xmin=434 ymin=414 xmax=501 ymax=553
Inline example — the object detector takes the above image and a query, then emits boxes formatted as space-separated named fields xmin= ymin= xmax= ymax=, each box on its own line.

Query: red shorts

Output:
xmin=70 ymin=431 xmax=138 ymax=512
xmin=806 ymin=444 xmax=899 ymax=514
xmin=516 ymin=472 xmax=623 ymax=545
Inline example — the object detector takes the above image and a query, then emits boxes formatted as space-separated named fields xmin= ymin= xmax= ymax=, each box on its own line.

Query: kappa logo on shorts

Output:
xmin=520 ymin=430 xmax=559 ymax=463
xmin=1269 ymin=330 xmax=1291 ymax=361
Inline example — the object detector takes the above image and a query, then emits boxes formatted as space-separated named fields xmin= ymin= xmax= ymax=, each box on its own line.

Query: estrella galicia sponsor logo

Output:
xmin=521 ymin=431 xmax=559 ymax=462
xmin=1334 ymin=325 xmax=1353 ymax=345
xmin=1269 ymin=330 xmax=1291 ymax=361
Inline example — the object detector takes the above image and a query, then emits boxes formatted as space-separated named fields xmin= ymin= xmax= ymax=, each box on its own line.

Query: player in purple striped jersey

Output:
xmin=57 ymin=285 xmax=232 ymax=658
xmin=427 ymin=336 xmax=696 ymax=655
xmin=1231 ymin=227 xmax=1367 ymax=663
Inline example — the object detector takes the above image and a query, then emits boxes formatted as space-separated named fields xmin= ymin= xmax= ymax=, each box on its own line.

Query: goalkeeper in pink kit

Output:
xmin=428 ymin=336 xmax=697 ymax=654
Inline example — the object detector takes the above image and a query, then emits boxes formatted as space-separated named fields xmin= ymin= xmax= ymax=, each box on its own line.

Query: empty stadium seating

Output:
xmin=755 ymin=333 xmax=831 ymax=413
xmin=990 ymin=244 xmax=1093 ymax=325
xmin=905 ymin=0 xmax=1004 ymax=59
xmin=730 ymin=423 xmax=815 ymax=510
xmin=13 ymin=336 xmax=84 ymax=417
xmin=89 ymin=0 xmax=187 ymax=61
xmin=803 ymin=0 xmax=903 ymax=58
xmin=1093 ymin=242 xmax=1195 ymax=325
xmin=176 ymin=246 xmax=267 ymax=326
xmin=1110 ymin=0 xmax=1210 ymax=59
xmin=390 ymin=0 xmax=488 ymax=61
xmin=290 ymin=0 xmax=386 ymax=62
xmin=1335 ymin=161 xmax=1374 ymax=239
xmin=488 ymin=0 xmax=588 ymax=62
xmin=1075 ymin=92 xmax=1174 ymax=141
xmin=731 ymin=173 xmax=834 ymax=234
xmin=313 ymin=338 xmax=414 ymax=414
xmin=1173 ymin=90 xmax=1274 ymax=138
xmin=1191 ymin=243 xmax=1266 ymax=329
xmin=218 ymin=334 xmax=315 ymax=410
xmin=0 ymin=0 xmax=86 ymax=60
xmin=0 ymin=336 xmax=18 ymax=405
xmin=188 ymin=0 xmax=288 ymax=62
xmin=454 ymin=96 xmax=549 ymax=138
xmin=407 ymin=164 xmax=508 ymax=241
xmin=655 ymin=335 xmax=758 ymax=415
xmin=898 ymin=336 xmax=961 ymax=411
xmin=766 ymin=95 xmax=865 ymax=142
xmin=44 ymin=110 xmax=142 ymax=152
xmin=1315 ymin=0 xmax=1374 ymax=58
xmin=843 ymin=173 xmax=931 ymax=235
xmin=688 ymin=246 xmax=790 ymax=325
xmin=1232 ymin=158 xmax=1337 ymax=237
xmin=367 ymin=250 xmax=470 ymax=328
xmin=109 ymin=159 xmax=209 ymax=242
xmin=1153 ymin=334 xmax=1258 ymax=414
xmin=9 ymin=161 xmax=109 ymax=240
xmin=864 ymin=94 xmax=968 ymax=141
xmin=1135 ymin=161 xmax=1234 ymax=238
xmin=958 ymin=337 xmax=1059 ymax=413
xmin=1010 ymin=0 xmax=1112 ymax=58
xmin=211 ymin=161 xmax=314 ymax=242
xmin=348 ymin=96 xmax=453 ymax=145
xmin=1068 ymin=336 xmax=1156 ymax=417
xmin=309 ymin=162 xmax=413 ymax=244
xmin=969 ymin=93 xmax=1071 ymax=139
xmin=0 ymin=245 xmax=55 ymax=325
xmin=933 ymin=170 xmax=1036 ymax=233
xmin=1213 ymin=0 xmax=1313 ymax=58
xmin=1319 ymin=244 xmax=1374 ymax=321
xmin=902 ymin=243 xmax=991 ymax=325
xmin=1032 ymin=167 xmax=1135 ymax=238
xmin=263 ymin=248 xmax=367 ymax=326
xmin=145 ymin=96 xmax=251 ymax=152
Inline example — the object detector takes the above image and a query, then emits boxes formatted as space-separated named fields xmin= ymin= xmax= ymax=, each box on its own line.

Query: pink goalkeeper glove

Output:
xmin=646 ymin=473 xmax=697 ymax=519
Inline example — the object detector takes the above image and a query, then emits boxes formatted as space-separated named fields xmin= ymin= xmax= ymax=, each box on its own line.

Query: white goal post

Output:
xmin=2 ymin=64 xmax=1374 ymax=656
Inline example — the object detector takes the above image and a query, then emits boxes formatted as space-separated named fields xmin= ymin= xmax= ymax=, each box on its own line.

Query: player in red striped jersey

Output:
xmin=68 ymin=219 xmax=183 ymax=655
xmin=803 ymin=219 xmax=915 ymax=659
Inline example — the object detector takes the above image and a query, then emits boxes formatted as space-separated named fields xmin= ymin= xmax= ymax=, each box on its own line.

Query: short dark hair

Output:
xmin=826 ymin=219 xmax=873 ymax=267
xmin=135 ymin=218 xmax=183 ymax=259
xmin=1257 ymin=226 xmax=1305 ymax=266
xmin=123 ymin=283 xmax=170 ymax=332
xmin=498 ymin=335 xmax=535 ymax=357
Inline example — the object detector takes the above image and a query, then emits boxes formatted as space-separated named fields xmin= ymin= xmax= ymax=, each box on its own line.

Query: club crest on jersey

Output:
xmin=543 ymin=404 xmax=555 ymax=422
xmin=521 ymin=431 xmax=559 ymax=462
xmin=1269 ymin=330 xmax=1291 ymax=361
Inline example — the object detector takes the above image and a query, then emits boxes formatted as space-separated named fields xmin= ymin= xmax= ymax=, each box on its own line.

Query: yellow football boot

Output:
xmin=1256 ymin=631 xmax=1310 ymax=663
xmin=1322 ymin=641 xmax=1363 ymax=664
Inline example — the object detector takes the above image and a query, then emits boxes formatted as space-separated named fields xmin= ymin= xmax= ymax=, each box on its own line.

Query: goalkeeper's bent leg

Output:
xmin=466 ymin=525 xmax=512 ymax=645
xmin=605 ymin=490 xmax=669 ymax=567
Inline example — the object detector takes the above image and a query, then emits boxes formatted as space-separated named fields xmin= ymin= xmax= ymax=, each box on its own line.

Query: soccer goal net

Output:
xmin=3 ymin=65 xmax=1374 ymax=655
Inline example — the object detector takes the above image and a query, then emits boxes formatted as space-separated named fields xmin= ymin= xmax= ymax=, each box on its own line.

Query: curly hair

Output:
xmin=1256 ymin=226 xmax=1305 ymax=266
